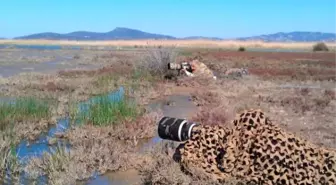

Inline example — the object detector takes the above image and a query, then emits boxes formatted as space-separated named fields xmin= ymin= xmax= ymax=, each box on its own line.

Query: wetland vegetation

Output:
xmin=0 ymin=42 xmax=335 ymax=185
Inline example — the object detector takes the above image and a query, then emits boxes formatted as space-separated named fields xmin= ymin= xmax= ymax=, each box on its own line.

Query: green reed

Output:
xmin=79 ymin=96 xmax=139 ymax=126
xmin=0 ymin=97 xmax=52 ymax=130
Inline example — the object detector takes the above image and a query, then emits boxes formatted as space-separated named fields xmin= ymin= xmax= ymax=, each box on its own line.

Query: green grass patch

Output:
xmin=94 ymin=74 xmax=120 ymax=88
xmin=131 ymin=68 xmax=157 ymax=82
xmin=0 ymin=97 xmax=52 ymax=130
xmin=79 ymin=95 xmax=139 ymax=126
xmin=178 ymin=50 xmax=194 ymax=56
xmin=92 ymin=68 xmax=157 ymax=93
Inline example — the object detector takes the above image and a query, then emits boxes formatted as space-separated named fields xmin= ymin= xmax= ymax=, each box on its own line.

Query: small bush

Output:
xmin=140 ymin=45 xmax=178 ymax=77
xmin=238 ymin=46 xmax=245 ymax=52
xmin=313 ymin=42 xmax=329 ymax=52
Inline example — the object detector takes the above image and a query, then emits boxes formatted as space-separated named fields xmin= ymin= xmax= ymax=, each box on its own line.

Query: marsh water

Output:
xmin=85 ymin=94 xmax=197 ymax=185
xmin=0 ymin=44 xmax=197 ymax=185
xmin=0 ymin=44 xmax=331 ymax=184
xmin=0 ymin=85 xmax=197 ymax=185
xmin=0 ymin=49 xmax=99 ymax=77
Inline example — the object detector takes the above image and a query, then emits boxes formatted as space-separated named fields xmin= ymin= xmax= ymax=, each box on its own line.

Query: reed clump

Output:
xmin=0 ymin=97 xmax=52 ymax=130
xmin=79 ymin=96 xmax=139 ymax=126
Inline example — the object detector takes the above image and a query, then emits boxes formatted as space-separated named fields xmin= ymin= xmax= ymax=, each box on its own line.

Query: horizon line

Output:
xmin=3 ymin=27 xmax=336 ymax=39
xmin=1 ymin=39 xmax=335 ymax=45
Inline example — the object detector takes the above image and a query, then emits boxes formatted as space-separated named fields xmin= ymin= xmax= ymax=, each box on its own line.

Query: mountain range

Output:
xmin=12 ymin=27 xmax=336 ymax=42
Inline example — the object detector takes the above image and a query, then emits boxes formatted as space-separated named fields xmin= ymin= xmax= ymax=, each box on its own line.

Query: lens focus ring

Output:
xmin=158 ymin=116 xmax=199 ymax=142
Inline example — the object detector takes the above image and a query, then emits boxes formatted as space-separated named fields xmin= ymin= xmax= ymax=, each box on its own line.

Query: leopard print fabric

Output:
xmin=177 ymin=109 xmax=336 ymax=185
xmin=188 ymin=59 xmax=216 ymax=79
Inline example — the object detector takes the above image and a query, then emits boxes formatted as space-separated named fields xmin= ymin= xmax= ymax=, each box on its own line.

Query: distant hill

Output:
xmin=15 ymin=27 xmax=176 ymax=40
xmin=13 ymin=28 xmax=336 ymax=42
xmin=237 ymin=32 xmax=336 ymax=42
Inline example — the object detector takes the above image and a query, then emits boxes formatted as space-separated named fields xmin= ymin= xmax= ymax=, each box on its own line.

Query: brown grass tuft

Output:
xmin=190 ymin=90 xmax=222 ymax=107
xmin=138 ymin=143 xmax=244 ymax=185
xmin=25 ymin=139 xmax=144 ymax=184
xmin=191 ymin=105 xmax=234 ymax=126
xmin=58 ymin=63 xmax=132 ymax=78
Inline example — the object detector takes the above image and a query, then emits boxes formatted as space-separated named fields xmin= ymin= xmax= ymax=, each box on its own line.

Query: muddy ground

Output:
xmin=0 ymin=47 xmax=335 ymax=185
xmin=0 ymin=48 xmax=143 ymax=77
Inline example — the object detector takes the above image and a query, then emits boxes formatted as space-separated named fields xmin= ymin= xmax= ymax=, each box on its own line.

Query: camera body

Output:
xmin=168 ymin=62 xmax=192 ymax=73
xmin=158 ymin=116 xmax=199 ymax=142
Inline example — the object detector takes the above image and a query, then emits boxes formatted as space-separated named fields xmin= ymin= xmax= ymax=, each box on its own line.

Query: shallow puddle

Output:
xmin=0 ymin=87 xmax=124 ymax=185
xmin=15 ymin=86 xmax=125 ymax=158
xmin=0 ymin=48 xmax=100 ymax=77
xmin=86 ymin=94 xmax=197 ymax=185
xmin=85 ymin=169 xmax=141 ymax=185
xmin=2 ymin=86 xmax=197 ymax=185
xmin=0 ymin=55 xmax=96 ymax=78
xmin=16 ymin=118 xmax=70 ymax=164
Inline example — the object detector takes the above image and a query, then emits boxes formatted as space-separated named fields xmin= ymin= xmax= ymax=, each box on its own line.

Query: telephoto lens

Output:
xmin=168 ymin=63 xmax=182 ymax=70
xmin=157 ymin=117 xmax=199 ymax=142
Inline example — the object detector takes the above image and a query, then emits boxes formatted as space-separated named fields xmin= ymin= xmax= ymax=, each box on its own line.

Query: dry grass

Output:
xmin=24 ymin=111 xmax=164 ymax=185
xmin=2 ymin=39 xmax=336 ymax=49
xmin=0 ymin=49 xmax=174 ymax=184
xmin=139 ymin=75 xmax=336 ymax=184
xmin=24 ymin=141 xmax=140 ymax=185
xmin=1 ymin=46 xmax=335 ymax=184
xmin=191 ymin=105 xmax=235 ymax=126
xmin=65 ymin=111 xmax=163 ymax=143
xmin=170 ymin=48 xmax=336 ymax=149
xmin=0 ymin=130 xmax=21 ymax=184
xmin=138 ymin=46 xmax=178 ymax=77
xmin=138 ymin=142 xmax=245 ymax=185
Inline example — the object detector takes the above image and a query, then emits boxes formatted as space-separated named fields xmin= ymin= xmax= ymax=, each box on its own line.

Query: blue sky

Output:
xmin=1 ymin=0 xmax=335 ymax=38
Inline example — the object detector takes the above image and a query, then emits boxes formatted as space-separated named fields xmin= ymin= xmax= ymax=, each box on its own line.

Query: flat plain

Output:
xmin=0 ymin=41 xmax=335 ymax=185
